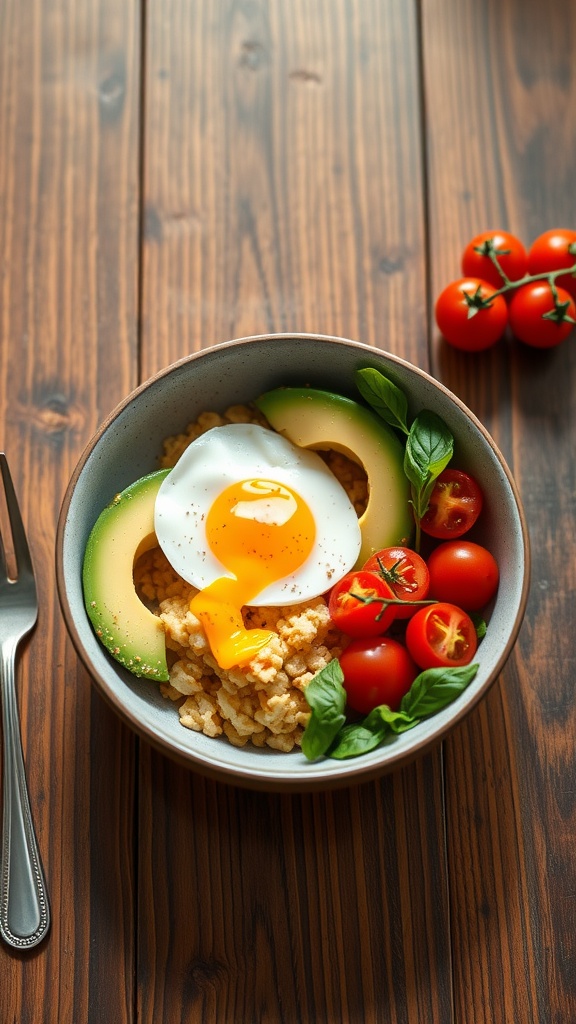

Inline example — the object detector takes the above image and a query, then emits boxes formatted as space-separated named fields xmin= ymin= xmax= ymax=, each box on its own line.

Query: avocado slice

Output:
xmin=82 ymin=469 xmax=171 ymax=680
xmin=254 ymin=387 xmax=412 ymax=565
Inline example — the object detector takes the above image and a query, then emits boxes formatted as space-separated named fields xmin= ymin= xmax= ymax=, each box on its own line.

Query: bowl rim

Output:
xmin=55 ymin=332 xmax=531 ymax=790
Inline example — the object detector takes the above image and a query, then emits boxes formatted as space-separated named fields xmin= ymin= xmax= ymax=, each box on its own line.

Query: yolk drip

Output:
xmin=190 ymin=479 xmax=316 ymax=670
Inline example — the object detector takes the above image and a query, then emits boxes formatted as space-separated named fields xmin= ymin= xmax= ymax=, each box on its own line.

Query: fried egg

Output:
xmin=154 ymin=423 xmax=361 ymax=669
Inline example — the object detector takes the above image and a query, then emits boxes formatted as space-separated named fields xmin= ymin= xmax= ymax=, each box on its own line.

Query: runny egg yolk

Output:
xmin=189 ymin=479 xmax=316 ymax=670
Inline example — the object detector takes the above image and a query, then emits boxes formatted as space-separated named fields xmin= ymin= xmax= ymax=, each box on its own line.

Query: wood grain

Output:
xmin=140 ymin=0 xmax=427 ymax=371
xmin=137 ymin=751 xmax=452 ymax=1024
xmin=0 ymin=0 xmax=140 ymax=1020
xmin=1 ymin=0 xmax=574 ymax=1019
xmin=138 ymin=2 xmax=452 ymax=1022
xmin=423 ymin=0 xmax=576 ymax=1019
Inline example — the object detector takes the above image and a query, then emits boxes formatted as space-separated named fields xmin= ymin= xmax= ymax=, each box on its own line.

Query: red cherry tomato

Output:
xmin=527 ymin=228 xmax=576 ymax=299
xmin=328 ymin=570 xmax=397 ymax=638
xmin=419 ymin=469 xmax=483 ymax=540
xmin=339 ymin=636 xmax=418 ymax=714
xmin=406 ymin=603 xmax=478 ymax=670
xmin=362 ymin=546 xmax=430 ymax=618
xmin=508 ymin=282 xmax=575 ymax=348
xmin=426 ymin=540 xmax=499 ymax=611
xmin=461 ymin=230 xmax=527 ymax=291
xmin=435 ymin=278 xmax=508 ymax=351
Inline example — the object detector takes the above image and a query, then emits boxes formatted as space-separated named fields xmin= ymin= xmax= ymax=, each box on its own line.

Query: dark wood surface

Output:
xmin=1 ymin=1 xmax=575 ymax=1021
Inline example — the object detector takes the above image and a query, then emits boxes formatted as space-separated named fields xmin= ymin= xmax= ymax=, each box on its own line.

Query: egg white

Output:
xmin=154 ymin=423 xmax=362 ymax=605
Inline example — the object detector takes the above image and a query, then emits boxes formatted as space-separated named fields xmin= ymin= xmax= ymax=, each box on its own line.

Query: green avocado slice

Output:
xmin=254 ymin=387 xmax=412 ymax=565
xmin=82 ymin=469 xmax=171 ymax=680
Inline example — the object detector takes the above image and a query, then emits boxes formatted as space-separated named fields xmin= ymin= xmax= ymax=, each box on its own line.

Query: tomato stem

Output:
xmin=374 ymin=557 xmax=415 ymax=590
xmin=479 ymin=239 xmax=513 ymax=288
xmin=488 ymin=261 xmax=576 ymax=299
xmin=485 ymin=252 xmax=576 ymax=321
xmin=349 ymin=590 xmax=437 ymax=621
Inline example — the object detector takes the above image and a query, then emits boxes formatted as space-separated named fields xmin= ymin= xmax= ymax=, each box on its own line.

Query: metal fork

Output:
xmin=0 ymin=454 xmax=50 ymax=949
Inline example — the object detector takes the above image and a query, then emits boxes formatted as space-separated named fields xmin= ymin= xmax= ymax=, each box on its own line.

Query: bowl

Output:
xmin=56 ymin=334 xmax=530 ymax=791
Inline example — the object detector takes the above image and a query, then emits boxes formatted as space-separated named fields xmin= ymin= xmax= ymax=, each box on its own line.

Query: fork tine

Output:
xmin=0 ymin=453 xmax=34 ymax=582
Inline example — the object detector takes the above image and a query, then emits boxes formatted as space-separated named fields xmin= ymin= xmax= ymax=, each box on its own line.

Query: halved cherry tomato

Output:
xmin=508 ymin=282 xmax=575 ymax=348
xmin=435 ymin=278 xmax=508 ymax=352
xmin=426 ymin=540 xmax=499 ymax=611
xmin=339 ymin=636 xmax=418 ymax=714
xmin=328 ymin=570 xmax=397 ymax=638
xmin=461 ymin=230 xmax=527 ymax=291
xmin=363 ymin=546 xmax=430 ymax=618
xmin=406 ymin=603 xmax=478 ymax=669
xmin=527 ymin=228 xmax=576 ymax=299
xmin=419 ymin=469 xmax=483 ymax=540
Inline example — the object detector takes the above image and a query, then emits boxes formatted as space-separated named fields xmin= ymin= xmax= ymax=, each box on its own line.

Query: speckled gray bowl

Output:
xmin=56 ymin=334 xmax=530 ymax=791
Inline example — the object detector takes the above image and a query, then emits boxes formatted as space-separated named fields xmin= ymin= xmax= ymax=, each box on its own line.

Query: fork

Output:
xmin=0 ymin=454 xmax=50 ymax=949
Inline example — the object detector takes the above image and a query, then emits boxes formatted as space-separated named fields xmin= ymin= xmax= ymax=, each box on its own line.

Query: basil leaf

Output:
xmin=310 ymin=663 xmax=477 ymax=761
xmin=355 ymin=368 xmax=410 ymax=434
xmin=301 ymin=660 xmax=347 ymax=761
xmin=400 ymin=663 xmax=478 ymax=720
xmin=404 ymin=446 xmax=427 ymax=492
xmin=328 ymin=723 xmax=388 ymax=759
xmin=405 ymin=410 xmax=454 ymax=534
xmin=371 ymin=704 xmax=417 ymax=734
xmin=329 ymin=705 xmax=416 ymax=760
xmin=405 ymin=410 xmax=454 ymax=488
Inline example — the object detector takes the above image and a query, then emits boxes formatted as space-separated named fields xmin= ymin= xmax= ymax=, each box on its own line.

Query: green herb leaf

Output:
xmin=355 ymin=368 xmax=410 ymax=434
xmin=404 ymin=410 xmax=454 ymax=531
xmin=405 ymin=410 xmax=454 ymax=488
xmin=329 ymin=705 xmax=417 ymax=760
xmin=400 ymin=663 xmax=478 ymax=720
xmin=328 ymin=722 xmax=388 ymax=759
xmin=303 ymin=661 xmax=478 ymax=762
xmin=301 ymin=660 xmax=347 ymax=761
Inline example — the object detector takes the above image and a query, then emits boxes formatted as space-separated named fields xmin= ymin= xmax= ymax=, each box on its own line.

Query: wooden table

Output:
xmin=1 ymin=1 xmax=575 ymax=1020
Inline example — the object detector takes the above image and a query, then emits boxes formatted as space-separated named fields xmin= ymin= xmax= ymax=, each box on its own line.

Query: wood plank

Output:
xmin=140 ymin=0 xmax=427 ymax=373
xmin=138 ymin=751 xmax=452 ymax=1024
xmin=0 ymin=0 xmax=140 ymax=1020
xmin=138 ymin=2 xmax=452 ymax=1021
xmin=422 ymin=0 xmax=576 ymax=1019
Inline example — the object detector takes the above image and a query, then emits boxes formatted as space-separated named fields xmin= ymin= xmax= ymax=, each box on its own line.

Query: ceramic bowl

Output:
xmin=56 ymin=334 xmax=530 ymax=790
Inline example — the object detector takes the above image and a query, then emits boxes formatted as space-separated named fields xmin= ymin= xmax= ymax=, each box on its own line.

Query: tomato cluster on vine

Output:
xmin=326 ymin=469 xmax=499 ymax=716
xmin=435 ymin=228 xmax=576 ymax=351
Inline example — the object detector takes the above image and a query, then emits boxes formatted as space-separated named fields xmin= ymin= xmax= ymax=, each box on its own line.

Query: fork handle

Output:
xmin=1 ymin=640 xmax=50 ymax=949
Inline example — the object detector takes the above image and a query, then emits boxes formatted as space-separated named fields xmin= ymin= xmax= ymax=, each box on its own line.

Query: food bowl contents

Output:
xmin=154 ymin=423 xmax=362 ymax=670
xmin=82 ymin=368 xmax=501 ymax=760
xmin=254 ymin=386 xmax=411 ymax=565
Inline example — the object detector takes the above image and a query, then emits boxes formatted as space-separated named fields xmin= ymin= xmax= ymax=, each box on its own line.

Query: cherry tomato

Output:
xmin=508 ymin=282 xmax=575 ymax=348
xmin=426 ymin=540 xmax=499 ymax=611
xmin=405 ymin=603 xmax=478 ymax=670
xmin=527 ymin=228 xmax=576 ymax=299
xmin=328 ymin=570 xmax=397 ymax=638
xmin=435 ymin=278 xmax=508 ymax=351
xmin=419 ymin=469 xmax=483 ymax=540
xmin=339 ymin=636 xmax=418 ymax=714
xmin=461 ymin=230 xmax=527 ymax=291
xmin=362 ymin=546 xmax=430 ymax=618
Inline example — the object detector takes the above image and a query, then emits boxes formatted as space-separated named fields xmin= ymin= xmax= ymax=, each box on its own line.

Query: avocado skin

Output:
xmin=83 ymin=469 xmax=171 ymax=680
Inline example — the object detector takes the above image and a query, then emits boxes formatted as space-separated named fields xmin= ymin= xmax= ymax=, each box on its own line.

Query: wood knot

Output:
xmin=30 ymin=393 xmax=83 ymax=440
xmin=378 ymin=251 xmax=407 ymax=275
xmin=98 ymin=66 xmax=126 ymax=122
xmin=239 ymin=40 xmax=267 ymax=71
xmin=289 ymin=68 xmax=322 ymax=85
